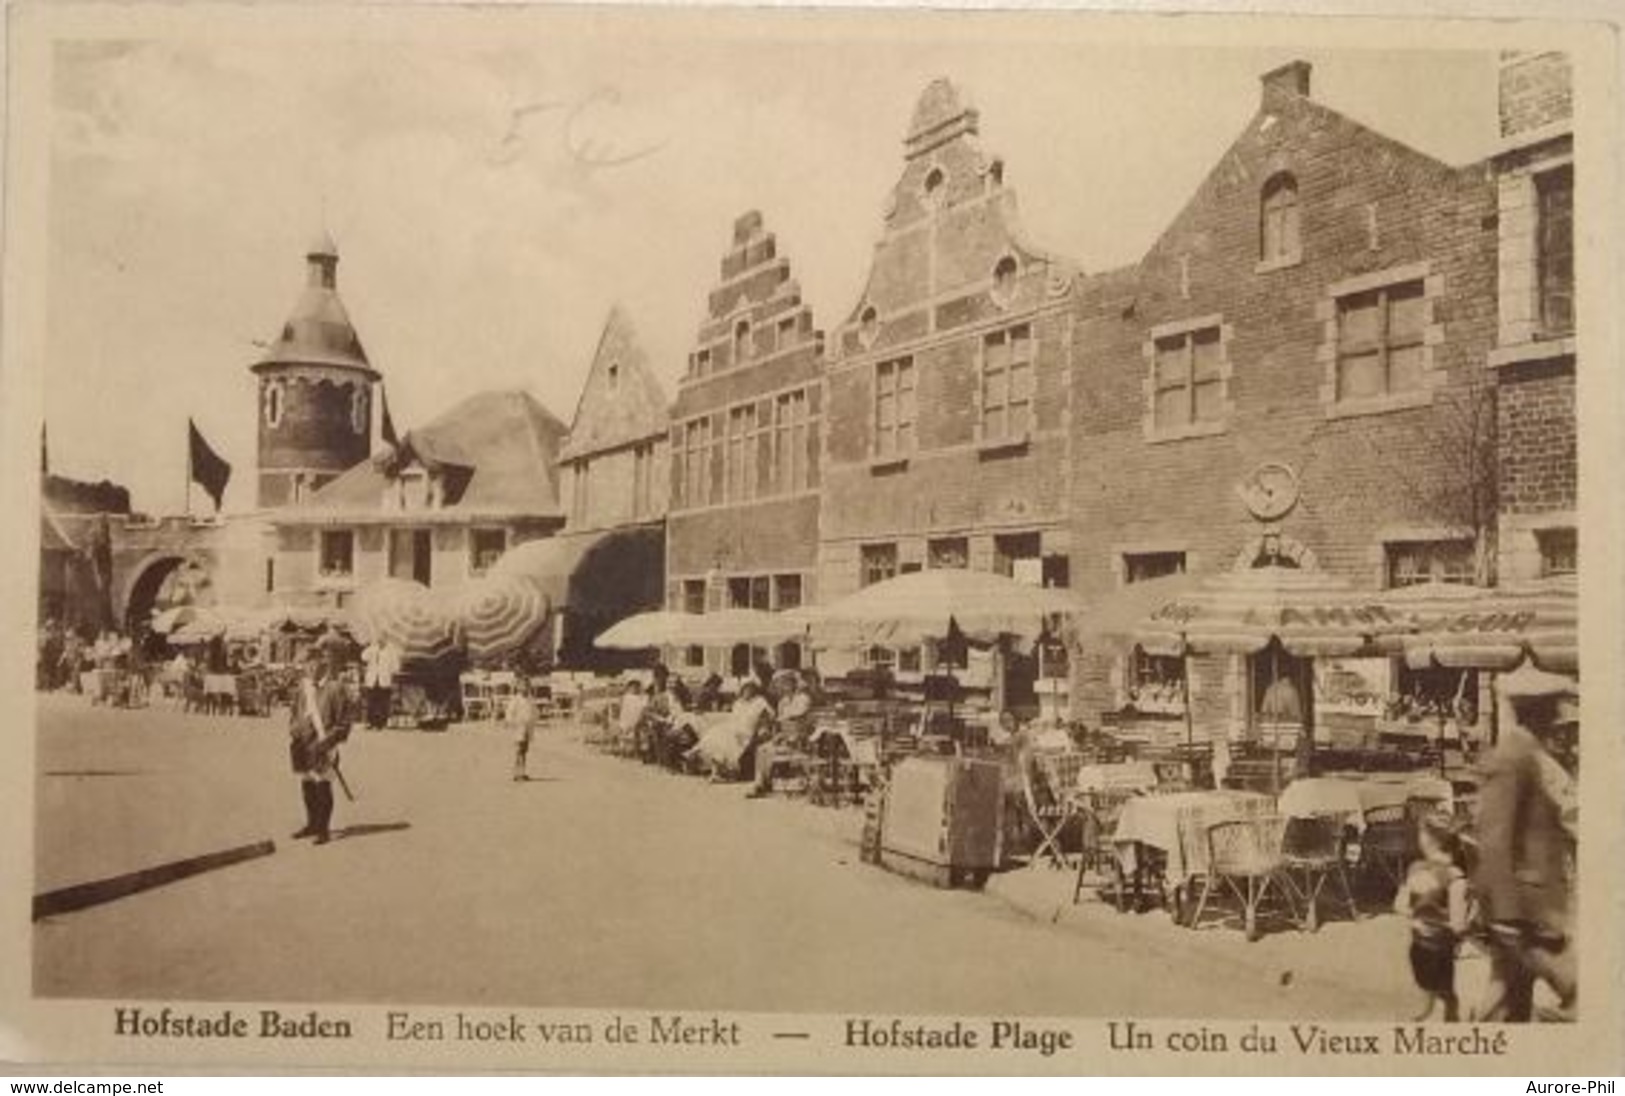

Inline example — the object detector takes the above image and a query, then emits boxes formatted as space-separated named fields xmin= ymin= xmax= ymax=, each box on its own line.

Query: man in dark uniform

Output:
xmin=288 ymin=639 xmax=353 ymax=845
xmin=1474 ymin=666 xmax=1577 ymax=1021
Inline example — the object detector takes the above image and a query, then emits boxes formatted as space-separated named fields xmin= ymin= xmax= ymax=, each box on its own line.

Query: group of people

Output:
xmin=1393 ymin=667 xmax=1577 ymax=1023
xmin=608 ymin=663 xmax=821 ymax=795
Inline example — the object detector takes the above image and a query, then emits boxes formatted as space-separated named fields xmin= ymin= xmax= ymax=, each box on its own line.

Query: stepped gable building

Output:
xmin=251 ymin=232 xmax=381 ymax=508
xmin=264 ymin=388 xmax=568 ymax=606
xmin=1066 ymin=60 xmax=1499 ymax=739
xmin=666 ymin=210 xmax=825 ymax=675
xmin=1489 ymin=51 xmax=1575 ymax=584
xmin=816 ymin=78 xmax=1078 ymax=684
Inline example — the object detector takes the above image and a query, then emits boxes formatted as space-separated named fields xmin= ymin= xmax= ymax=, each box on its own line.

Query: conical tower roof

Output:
xmin=252 ymin=237 xmax=378 ymax=378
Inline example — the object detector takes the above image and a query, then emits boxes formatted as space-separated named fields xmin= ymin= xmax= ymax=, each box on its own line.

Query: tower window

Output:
xmin=1261 ymin=173 xmax=1301 ymax=264
xmin=350 ymin=387 xmax=367 ymax=434
xmin=265 ymin=382 xmax=284 ymax=428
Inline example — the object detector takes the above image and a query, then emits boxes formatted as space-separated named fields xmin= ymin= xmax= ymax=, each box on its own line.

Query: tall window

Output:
xmin=318 ymin=530 xmax=355 ymax=579
xmin=775 ymin=390 xmax=810 ymax=493
xmin=682 ymin=418 xmax=711 ymax=509
xmin=350 ymin=387 xmax=367 ymax=434
xmin=631 ymin=443 xmax=654 ymax=519
xmin=874 ymin=357 xmax=916 ymax=458
xmin=1260 ymin=173 xmax=1301 ymax=263
xmin=1536 ymin=165 xmax=1574 ymax=335
xmin=1336 ymin=280 xmax=1426 ymax=401
xmin=773 ymin=574 xmax=803 ymax=610
xmin=1386 ymin=539 xmax=1475 ymax=587
xmin=1123 ymin=551 xmax=1187 ymax=709
xmin=725 ymin=405 xmax=755 ymax=503
xmin=982 ymin=324 xmax=1034 ymax=441
xmin=1153 ymin=326 xmax=1224 ymax=430
xmin=570 ymin=459 xmax=591 ymax=524
xmin=264 ymin=381 xmax=284 ymax=427
xmin=860 ymin=543 xmax=899 ymax=588
xmin=733 ymin=319 xmax=752 ymax=365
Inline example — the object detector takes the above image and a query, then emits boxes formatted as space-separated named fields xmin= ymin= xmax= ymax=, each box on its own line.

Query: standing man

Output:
xmin=360 ymin=636 xmax=401 ymax=730
xmin=288 ymin=640 xmax=354 ymax=845
xmin=1474 ymin=666 xmax=1578 ymax=1021
xmin=507 ymin=677 xmax=539 ymax=782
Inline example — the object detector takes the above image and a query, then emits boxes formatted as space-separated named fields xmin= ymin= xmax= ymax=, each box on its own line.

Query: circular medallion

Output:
xmin=1237 ymin=461 xmax=1299 ymax=521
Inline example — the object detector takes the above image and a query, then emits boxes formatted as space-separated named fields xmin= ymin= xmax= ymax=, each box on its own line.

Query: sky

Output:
xmin=42 ymin=11 xmax=1505 ymax=515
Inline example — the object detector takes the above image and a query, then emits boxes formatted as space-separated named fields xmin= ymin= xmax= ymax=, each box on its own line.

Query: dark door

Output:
xmin=412 ymin=530 xmax=432 ymax=586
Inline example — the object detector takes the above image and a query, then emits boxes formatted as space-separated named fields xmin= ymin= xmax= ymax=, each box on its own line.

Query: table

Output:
xmin=1075 ymin=761 xmax=1159 ymax=794
xmin=1113 ymin=790 xmax=1275 ymax=890
xmin=1278 ymin=774 xmax=1453 ymax=832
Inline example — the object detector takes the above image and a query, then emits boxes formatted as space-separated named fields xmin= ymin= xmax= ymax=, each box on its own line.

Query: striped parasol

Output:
xmin=796 ymin=568 xmax=1076 ymax=646
xmin=1134 ymin=565 xmax=1403 ymax=657
xmin=349 ymin=578 xmax=461 ymax=662
xmin=1382 ymin=577 xmax=1576 ymax=673
xmin=455 ymin=573 xmax=551 ymax=663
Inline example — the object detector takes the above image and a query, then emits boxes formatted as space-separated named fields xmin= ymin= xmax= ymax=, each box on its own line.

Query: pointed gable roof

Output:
xmin=559 ymin=306 xmax=670 ymax=462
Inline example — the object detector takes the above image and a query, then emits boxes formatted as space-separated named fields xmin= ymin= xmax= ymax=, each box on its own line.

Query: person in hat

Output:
xmin=1473 ymin=666 xmax=1578 ymax=1021
xmin=287 ymin=638 xmax=354 ymax=845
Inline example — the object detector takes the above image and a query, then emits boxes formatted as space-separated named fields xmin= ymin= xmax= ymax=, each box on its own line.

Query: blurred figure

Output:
xmin=287 ymin=641 xmax=353 ymax=845
xmin=1395 ymin=810 xmax=1470 ymax=1022
xmin=507 ymin=678 xmax=540 ymax=782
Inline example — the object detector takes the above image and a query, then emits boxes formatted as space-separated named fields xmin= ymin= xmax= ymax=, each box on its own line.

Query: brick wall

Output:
xmin=1497 ymin=362 xmax=1575 ymax=516
xmin=256 ymin=369 xmax=372 ymax=506
xmin=1498 ymin=52 xmax=1572 ymax=140
xmin=1067 ymin=67 xmax=1499 ymax=729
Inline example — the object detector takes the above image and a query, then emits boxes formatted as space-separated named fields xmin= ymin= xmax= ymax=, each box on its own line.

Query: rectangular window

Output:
xmin=860 ymin=543 xmax=899 ymax=588
xmin=265 ymin=558 xmax=275 ymax=594
xmin=631 ymin=443 xmax=653 ymax=519
xmin=1153 ymin=326 xmax=1224 ymax=429
xmin=1537 ymin=527 xmax=1577 ymax=577
xmin=982 ymin=324 xmax=1035 ymax=441
xmin=1537 ymin=165 xmax=1574 ymax=336
xmin=727 ymin=577 xmax=751 ymax=610
xmin=469 ymin=528 xmax=506 ymax=575
xmin=682 ymin=579 xmax=706 ymax=615
xmin=1386 ymin=539 xmax=1475 ymax=588
xmin=927 ymin=536 xmax=969 ymax=570
xmin=319 ymin=530 xmax=355 ymax=579
xmin=773 ymin=574 xmax=803 ymax=610
xmin=1336 ymin=281 xmax=1426 ymax=401
xmin=570 ymin=459 xmax=591 ymax=524
xmin=993 ymin=532 xmax=1042 ymax=579
xmin=694 ymin=348 xmax=711 ymax=378
xmin=1124 ymin=550 xmax=1186 ymax=584
xmin=750 ymin=575 xmax=772 ymax=611
xmin=874 ymin=357 xmax=916 ymax=458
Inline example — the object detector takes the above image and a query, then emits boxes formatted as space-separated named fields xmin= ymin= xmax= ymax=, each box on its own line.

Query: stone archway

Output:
xmin=122 ymin=553 xmax=213 ymax=633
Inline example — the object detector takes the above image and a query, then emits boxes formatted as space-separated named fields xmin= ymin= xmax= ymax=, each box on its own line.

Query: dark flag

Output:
xmin=380 ymin=387 xmax=400 ymax=449
xmin=188 ymin=418 xmax=232 ymax=511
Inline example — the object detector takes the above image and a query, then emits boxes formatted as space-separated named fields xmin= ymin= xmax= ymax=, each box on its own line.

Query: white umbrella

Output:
xmin=797 ymin=568 xmax=1075 ymax=646
xmin=594 ymin=610 xmax=695 ymax=650
xmin=681 ymin=607 xmax=807 ymax=646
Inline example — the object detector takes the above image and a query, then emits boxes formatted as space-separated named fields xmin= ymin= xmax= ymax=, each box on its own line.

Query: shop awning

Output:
xmin=1381 ymin=577 xmax=1576 ymax=674
xmin=489 ymin=526 xmax=663 ymax=619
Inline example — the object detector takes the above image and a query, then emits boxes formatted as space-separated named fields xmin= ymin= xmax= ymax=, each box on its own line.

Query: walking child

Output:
xmin=507 ymin=680 xmax=539 ymax=782
xmin=1394 ymin=809 xmax=1470 ymax=1021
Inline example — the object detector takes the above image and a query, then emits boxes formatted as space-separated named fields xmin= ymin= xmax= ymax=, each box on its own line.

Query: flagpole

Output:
xmin=184 ymin=421 xmax=192 ymax=520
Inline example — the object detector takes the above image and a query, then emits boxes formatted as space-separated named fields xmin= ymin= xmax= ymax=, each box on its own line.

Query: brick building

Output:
xmin=816 ymin=79 xmax=1078 ymax=691
xmin=665 ymin=211 xmax=825 ymax=675
xmin=1489 ymin=52 xmax=1576 ymax=584
xmin=1066 ymin=61 xmax=1500 ymax=743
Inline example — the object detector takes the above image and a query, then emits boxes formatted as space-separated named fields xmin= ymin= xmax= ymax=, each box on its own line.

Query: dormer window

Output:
xmin=923 ymin=167 xmax=947 ymax=211
xmin=1260 ymin=172 xmax=1301 ymax=266
xmin=992 ymin=255 xmax=1019 ymax=305
xmin=859 ymin=305 xmax=879 ymax=348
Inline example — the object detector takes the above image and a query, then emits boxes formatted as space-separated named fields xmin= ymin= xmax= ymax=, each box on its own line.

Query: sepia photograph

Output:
xmin=1 ymin=1 xmax=1619 ymax=1075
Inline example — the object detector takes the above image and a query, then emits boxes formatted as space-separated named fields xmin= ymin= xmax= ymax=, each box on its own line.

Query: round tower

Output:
xmin=250 ymin=233 xmax=380 ymax=508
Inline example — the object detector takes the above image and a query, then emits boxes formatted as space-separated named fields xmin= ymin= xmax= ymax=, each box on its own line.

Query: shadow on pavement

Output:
xmin=331 ymin=821 xmax=412 ymax=841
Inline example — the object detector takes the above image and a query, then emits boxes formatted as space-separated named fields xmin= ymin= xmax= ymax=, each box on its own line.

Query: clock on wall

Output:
xmin=1237 ymin=462 xmax=1300 ymax=522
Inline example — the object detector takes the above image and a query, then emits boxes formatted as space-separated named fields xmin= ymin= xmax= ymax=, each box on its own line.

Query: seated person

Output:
xmin=689 ymin=680 xmax=776 ymax=781
xmin=746 ymin=675 xmax=813 ymax=798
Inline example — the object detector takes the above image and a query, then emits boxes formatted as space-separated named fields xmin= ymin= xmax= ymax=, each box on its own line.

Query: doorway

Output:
xmin=389 ymin=529 xmax=433 ymax=586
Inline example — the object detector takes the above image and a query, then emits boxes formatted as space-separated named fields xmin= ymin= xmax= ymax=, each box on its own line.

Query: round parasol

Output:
xmin=797 ymin=568 xmax=1076 ymax=646
xmin=455 ymin=573 xmax=551 ymax=663
xmin=349 ymin=578 xmax=461 ymax=662
xmin=680 ymin=607 xmax=807 ymax=646
xmin=594 ymin=610 xmax=695 ymax=650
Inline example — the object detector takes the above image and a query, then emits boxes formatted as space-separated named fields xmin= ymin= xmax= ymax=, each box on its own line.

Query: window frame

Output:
xmin=468 ymin=527 xmax=507 ymax=577
xmin=1535 ymin=164 xmax=1575 ymax=337
xmin=1335 ymin=280 xmax=1427 ymax=403
xmin=980 ymin=323 xmax=1035 ymax=446
xmin=873 ymin=356 xmax=916 ymax=461
xmin=318 ymin=529 xmax=356 ymax=581
xmin=1384 ymin=538 xmax=1476 ymax=589
xmin=1258 ymin=172 xmax=1302 ymax=269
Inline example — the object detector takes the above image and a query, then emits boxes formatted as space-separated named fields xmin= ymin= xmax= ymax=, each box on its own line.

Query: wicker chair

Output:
xmin=1359 ymin=803 xmax=1411 ymax=890
xmin=1072 ymin=788 xmax=1135 ymax=906
xmin=1279 ymin=813 xmax=1359 ymax=931
xmin=1021 ymin=751 xmax=1081 ymax=869
xmin=1189 ymin=815 xmax=1295 ymax=941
